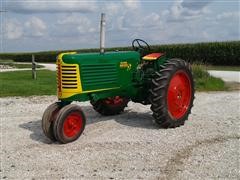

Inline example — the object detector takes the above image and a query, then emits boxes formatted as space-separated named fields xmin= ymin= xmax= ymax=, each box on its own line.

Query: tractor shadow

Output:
xmin=19 ymin=120 xmax=53 ymax=144
xmin=19 ymin=105 xmax=157 ymax=144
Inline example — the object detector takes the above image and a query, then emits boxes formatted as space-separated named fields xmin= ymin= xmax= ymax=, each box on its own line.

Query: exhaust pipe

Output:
xmin=100 ymin=13 xmax=106 ymax=54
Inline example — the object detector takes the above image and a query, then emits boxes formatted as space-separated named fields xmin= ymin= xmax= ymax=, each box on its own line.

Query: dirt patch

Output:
xmin=163 ymin=135 xmax=240 ymax=179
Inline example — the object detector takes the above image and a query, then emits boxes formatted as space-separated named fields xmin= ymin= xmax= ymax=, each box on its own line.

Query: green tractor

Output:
xmin=42 ymin=14 xmax=194 ymax=144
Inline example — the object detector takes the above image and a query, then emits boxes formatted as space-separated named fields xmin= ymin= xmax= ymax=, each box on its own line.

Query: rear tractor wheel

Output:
xmin=149 ymin=58 xmax=194 ymax=128
xmin=91 ymin=96 xmax=129 ymax=116
xmin=53 ymin=104 xmax=86 ymax=144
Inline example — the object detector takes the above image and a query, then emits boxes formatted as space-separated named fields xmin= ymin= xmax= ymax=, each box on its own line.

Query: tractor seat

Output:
xmin=142 ymin=53 xmax=165 ymax=61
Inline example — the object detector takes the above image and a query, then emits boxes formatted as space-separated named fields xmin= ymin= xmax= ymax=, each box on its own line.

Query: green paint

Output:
xmin=60 ymin=51 xmax=167 ymax=103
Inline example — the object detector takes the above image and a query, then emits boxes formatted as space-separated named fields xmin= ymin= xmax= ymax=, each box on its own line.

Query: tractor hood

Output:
xmin=57 ymin=51 xmax=141 ymax=99
xmin=61 ymin=51 xmax=140 ymax=65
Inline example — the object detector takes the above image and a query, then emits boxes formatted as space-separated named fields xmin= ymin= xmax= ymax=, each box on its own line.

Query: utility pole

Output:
xmin=0 ymin=10 xmax=7 ymax=53
xmin=100 ymin=13 xmax=106 ymax=54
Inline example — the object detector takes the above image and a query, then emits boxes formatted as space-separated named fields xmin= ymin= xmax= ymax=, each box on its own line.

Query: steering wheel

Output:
xmin=132 ymin=39 xmax=151 ymax=53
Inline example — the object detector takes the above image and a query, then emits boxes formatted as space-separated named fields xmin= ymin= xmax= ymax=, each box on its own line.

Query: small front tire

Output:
xmin=53 ymin=104 xmax=86 ymax=144
xmin=42 ymin=102 xmax=61 ymax=141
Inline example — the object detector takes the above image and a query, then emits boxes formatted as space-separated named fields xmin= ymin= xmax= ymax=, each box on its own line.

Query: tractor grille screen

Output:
xmin=81 ymin=64 xmax=117 ymax=90
xmin=61 ymin=65 xmax=78 ymax=89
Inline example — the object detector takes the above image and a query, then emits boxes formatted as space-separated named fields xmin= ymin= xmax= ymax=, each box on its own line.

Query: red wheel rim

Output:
xmin=63 ymin=112 xmax=83 ymax=138
xmin=104 ymin=96 xmax=124 ymax=105
xmin=167 ymin=70 xmax=192 ymax=119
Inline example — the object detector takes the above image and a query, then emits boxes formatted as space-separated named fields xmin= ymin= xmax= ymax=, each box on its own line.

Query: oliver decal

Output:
xmin=120 ymin=61 xmax=132 ymax=70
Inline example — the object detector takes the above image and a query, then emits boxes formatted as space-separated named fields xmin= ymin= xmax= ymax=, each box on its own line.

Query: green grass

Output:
xmin=192 ymin=64 xmax=227 ymax=91
xmin=0 ymin=70 xmax=56 ymax=97
xmin=0 ymin=62 xmax=44 ymax=69
xmin=0 ymin=66 xmax=227 ymax=97
xmin=0 ymin=59 xmax=14 ymax=63
xmin=206 ymin=65 xmax=240 ymax=71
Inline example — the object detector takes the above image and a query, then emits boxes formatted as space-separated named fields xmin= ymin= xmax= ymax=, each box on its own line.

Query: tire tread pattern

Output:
xmin=42 ymin=102 xmax=60 ymax=141
xmin=149 ymin=58 xmax=195 ymax=128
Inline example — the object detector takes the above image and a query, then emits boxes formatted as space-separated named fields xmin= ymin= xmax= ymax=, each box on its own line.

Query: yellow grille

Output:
xmin=61 ymin=65 xmax=78 ymax=89
xmin=57 ymin=58 xmax=82 ymax=99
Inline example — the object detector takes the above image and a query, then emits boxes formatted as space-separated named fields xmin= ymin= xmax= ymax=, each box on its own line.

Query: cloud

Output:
xmin=6 ymin=19 xmax=23 ymax=40
xmin=7 ymin=0 xmax=97 ymax=13
xmin=216 ymin=12 xmax=239 ymax=20
xmin=142 ymin=13 xmax=162 ymax=28
xmin=123 ymin=12 xmax=162 ymax=30
xmin=57 ymin=14 xmax=91 ymax=26
xmin=5 ymin=17 xmax=47 ymax=40
xmin=25 ymin=17 xmax=47 ymax=37
xmin=116 ymin=16 xmax=129 ymax=31
xmin=103 ymin=2 xmax=122 ymax=16
xmin=181 ymin=0 xmax=214 ymax=10
xmin=168 ymin=0 xmax=212 ymax=21
xmin=53 ymin=14 xmax=96 ymax=37
xmin=122 ymin=0 xmax=140 ymax=10
xmin=101 ymin=0 xmax=142 ymax=32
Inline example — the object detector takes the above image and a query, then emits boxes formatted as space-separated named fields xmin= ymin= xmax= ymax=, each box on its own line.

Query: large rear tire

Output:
xmin=90 ymin=96 xmax=129 ymax=116
xmin=53 ymin=104 xmax=86 ymax=144
xmin=149 ymin=58 xmax=194 ymax=128
xmin=42 ymin=102 xmax=61 ymax=141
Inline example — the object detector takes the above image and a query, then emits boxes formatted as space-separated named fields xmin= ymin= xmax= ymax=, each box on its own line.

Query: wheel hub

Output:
xmin=104 ymin=96 xmax=124 ymax=105
xmin=167 ymin=71 xmax=192 ymax=119
xmin=63 ymin=112 xmax=83 ymax=138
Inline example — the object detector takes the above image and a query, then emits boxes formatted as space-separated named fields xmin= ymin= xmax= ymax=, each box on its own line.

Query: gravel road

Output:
xmin=38 ymin=63 xmax=56 ymax=71
xmin=0 ymin=91 xmax=240 ymax=179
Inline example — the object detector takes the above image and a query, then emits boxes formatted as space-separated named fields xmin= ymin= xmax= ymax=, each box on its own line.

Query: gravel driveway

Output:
xmin=208 ymin=70 xmax=240 ymax=83
xmin=0 ymin=63 xmax=56 ymax=72
xmin=0 ymin=91 xmax=239 ymax=179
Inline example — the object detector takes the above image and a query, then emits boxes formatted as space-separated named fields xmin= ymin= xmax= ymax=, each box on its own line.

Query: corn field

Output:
xmin=0 ymin=41 xmax=239 ymax=65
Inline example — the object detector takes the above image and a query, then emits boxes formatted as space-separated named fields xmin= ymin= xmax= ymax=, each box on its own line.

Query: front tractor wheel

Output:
xmin=149 ymin=58 xmax=194 ymax=128
xmin=42 ymin=102 xmax=61 ymax=141
xmin=91 ymin=96 xmax=129 ymax=116
xmin=53 ymin=104 xmax=86 ymax=144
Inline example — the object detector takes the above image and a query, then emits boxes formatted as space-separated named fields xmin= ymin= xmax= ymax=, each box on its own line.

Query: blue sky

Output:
xmin=0 ymin=0 xmax=239 ymax=52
